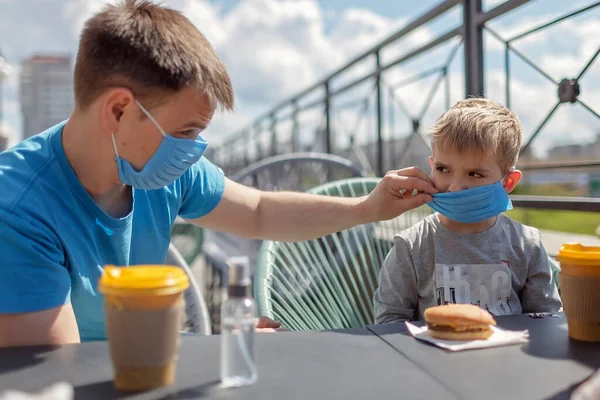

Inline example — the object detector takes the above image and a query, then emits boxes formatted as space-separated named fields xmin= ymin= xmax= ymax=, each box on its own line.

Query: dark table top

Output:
xmin=368 ymin=312 xmax=600 ymax=400
xmin=0 ymin=327 xmax=455 ymax=400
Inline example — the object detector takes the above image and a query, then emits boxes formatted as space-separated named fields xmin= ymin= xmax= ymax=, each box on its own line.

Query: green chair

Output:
xmin=548 ymin=256 xmax=562 ymax=296
xmin=254 ymin=177 xmax=562 ymax=331
xmin=254 ymin=177 xmax=431 ymax=331
xmin=171 ymin=218 xmax=204 ymax=266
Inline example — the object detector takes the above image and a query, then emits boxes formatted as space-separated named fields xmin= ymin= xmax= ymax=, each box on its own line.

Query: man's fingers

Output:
xmin=255 ymin=328 xmax=278 ymax=333
xmin=398 ymin=192 xmax=433 ymax=211
xmin=384 ymin=174 xmax=438 ymax=195
xmin=391 ymin=167 xmax=438 ymax=193
xmin=255 ymin=316 xmax=281 ymax=329
xmin=255 ymin=326 xmax=291 ymax=333
xmin=396 ymin=167 xmax=435 ymax=184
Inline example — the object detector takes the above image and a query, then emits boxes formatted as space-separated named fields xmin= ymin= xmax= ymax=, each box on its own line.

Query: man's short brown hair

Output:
xmin=74 ymin=0 xmax=234 ymax=111
xmin=429 ymin=98 xmax=523 ymax=173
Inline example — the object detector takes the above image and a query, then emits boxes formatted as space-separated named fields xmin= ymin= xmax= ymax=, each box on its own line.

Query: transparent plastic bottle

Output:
xmin=220 ymin=256 xmax=258 ymax=388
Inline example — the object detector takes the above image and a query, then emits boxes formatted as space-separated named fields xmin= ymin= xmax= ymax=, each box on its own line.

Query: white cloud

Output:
xmin=62 ymin=0 xmax=109 ymax=37
xmin=485 ymin=15 xmax=558 ymax=51
xmin=0 ymin=0 xmax=445 ymax=145
xmin=0 ymin=0 xmax=598 ymax=160
xmin=485 ymin=0 xmax=507 ymax=7
xmin=180 ymin=0 xmax=226 ymax=46
xmin=538 ymin=19 xmax=600 ymax=80
xmin=329 ymin=8 xmax=395 ymax=53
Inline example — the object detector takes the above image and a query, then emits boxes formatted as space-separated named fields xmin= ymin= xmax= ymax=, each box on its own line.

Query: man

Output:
xmin=0 ymin=0 xmax=437 ymax=347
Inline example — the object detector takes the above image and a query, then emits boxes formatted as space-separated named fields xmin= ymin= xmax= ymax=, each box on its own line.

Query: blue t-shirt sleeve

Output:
xmin=0 ymin=210 xmax=71 ymax=313
xmin=178 ymin=157 xmax=225 ymax=219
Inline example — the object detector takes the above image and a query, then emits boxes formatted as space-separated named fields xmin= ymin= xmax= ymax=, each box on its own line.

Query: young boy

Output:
xmin=374 ymin=98 xmax=562 ymax=324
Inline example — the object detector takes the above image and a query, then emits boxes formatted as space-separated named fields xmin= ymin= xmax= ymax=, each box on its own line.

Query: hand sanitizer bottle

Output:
xmin=220 ymin=256 xmax=258 ymax=387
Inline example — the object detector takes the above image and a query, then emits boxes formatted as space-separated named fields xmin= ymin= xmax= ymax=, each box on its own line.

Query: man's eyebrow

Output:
xmin=181 ymin=120 xmax=207 ymax=130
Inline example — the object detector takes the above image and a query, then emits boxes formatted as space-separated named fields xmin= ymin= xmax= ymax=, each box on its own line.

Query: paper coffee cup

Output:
xmin=99 ymin=265 xmax=190 ymax=391
xmin=556 ymin=243 xmax=600 ymax=342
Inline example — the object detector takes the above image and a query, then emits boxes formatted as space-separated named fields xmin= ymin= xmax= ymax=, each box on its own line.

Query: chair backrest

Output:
xmin=200 ymin=154 xmax=366 ymax=333
xmin=231 ymin=152 xmax=366 ymax=192
xmin=254 ymin=177 xmax=431 ymax=331
xmin=548 ymin=256 xmax=562 ymax=295
xmin=166 ymin=243 xmax=212 ymax=335
xmin=171 ymin=220 xmax=204 ymax=266
xmin=204 ymin=153 xmax=367 ymax=276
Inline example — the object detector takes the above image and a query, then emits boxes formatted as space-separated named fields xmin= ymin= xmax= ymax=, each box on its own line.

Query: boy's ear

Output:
xmin=503 ymin=169 xmax=522 ymax=193
xmin=429 ymin=156 xmax=433 ymax=170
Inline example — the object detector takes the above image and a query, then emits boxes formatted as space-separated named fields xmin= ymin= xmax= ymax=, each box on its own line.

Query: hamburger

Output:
xmin=424 ymin=304 xmax=496 ymax=340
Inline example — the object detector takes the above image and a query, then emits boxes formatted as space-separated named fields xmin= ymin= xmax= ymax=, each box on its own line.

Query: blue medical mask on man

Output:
xmin=111 ymin=100 xmax=208 ymax=190
xmin=427 ymin=179 xmax=513 ymax=224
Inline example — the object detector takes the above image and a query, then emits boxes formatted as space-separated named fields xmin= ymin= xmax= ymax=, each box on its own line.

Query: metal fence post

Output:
xmin=463 ymin=0 xmax=484 ymax=97
xmin=292 ymin=103 xmax=299 ymax=153
xmin=324 ymin=81 xmax=332 ymax=154
xmin=270 ymin=114 xmax=277 ymax=156
xmin=376 ymin=51 xmax=384 ymax=176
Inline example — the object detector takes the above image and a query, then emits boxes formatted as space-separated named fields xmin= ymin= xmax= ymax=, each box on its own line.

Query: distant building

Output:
xmin=20 ymin=55 xmax=74 ymax=139
xmin=522 ymin=133 xmax=600 ymax=196
xmin=0 ymin=128 xmax=8 ymax=152
xmin=547 ymin=134 xmax=600 ymax=161
xmin=1 ymin=50 xmax=11 ymax=151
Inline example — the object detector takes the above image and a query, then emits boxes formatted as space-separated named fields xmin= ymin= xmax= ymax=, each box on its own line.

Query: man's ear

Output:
xmin=503 ymin=169 xmax=522 ymax=193
xmin=99 ymin=88 xmax=135 ymax=135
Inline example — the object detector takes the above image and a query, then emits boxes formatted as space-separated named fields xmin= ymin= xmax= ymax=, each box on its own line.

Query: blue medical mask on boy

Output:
xmin=111 ymin=100 xmax=208 ymax=190
xmin=427 ymin=180 xmax=513 ymax=224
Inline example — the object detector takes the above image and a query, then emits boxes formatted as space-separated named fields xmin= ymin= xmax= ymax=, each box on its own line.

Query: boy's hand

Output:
xmin=360 ymin=167 xmax=438 ymax=223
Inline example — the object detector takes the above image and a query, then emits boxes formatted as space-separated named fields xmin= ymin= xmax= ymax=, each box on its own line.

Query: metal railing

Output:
xmin=209 ymin=0 xmax=600 ymax=178
xmin=206 ymin=0 xmax=600 ymax=223
xmin=512 ymin=160 xmax=600 ymax=212
xmin=484 ymin=3 xmax=600 ymax=156
xmin=511 ymin=195 xmax=600 ymax=213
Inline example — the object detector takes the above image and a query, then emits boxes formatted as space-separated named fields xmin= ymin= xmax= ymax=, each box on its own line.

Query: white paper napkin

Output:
xmin=0 ymin=382 xmax=73 ymax=400
xmin=405 ymin=322 xmax=529 ymax=351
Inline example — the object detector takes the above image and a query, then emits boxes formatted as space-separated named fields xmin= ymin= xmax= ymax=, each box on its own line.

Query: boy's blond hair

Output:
xmin=429 ymin=98 xmax=523 ymax=173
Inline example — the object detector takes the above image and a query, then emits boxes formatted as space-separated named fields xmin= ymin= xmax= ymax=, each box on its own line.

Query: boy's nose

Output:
xmin=447 ymin=181 xmax=467 ymax=193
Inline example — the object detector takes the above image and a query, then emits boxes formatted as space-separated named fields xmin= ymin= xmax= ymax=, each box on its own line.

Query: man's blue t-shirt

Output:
xmin=0 ymin=121 xmax=225 ymax=341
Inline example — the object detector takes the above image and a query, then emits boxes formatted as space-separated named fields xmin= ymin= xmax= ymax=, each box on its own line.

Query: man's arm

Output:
xmin=521 ymin=230 xmax=562 ymax=313
xmin=0 ymin=305 xmax=80 ymax=347
xmin=0 ymin=213 xmax=78 ymax=347
xmin=190 ymin=167 xmax=437 ymax=242
xmin=373 ymin=236 xmax=419 ymax=324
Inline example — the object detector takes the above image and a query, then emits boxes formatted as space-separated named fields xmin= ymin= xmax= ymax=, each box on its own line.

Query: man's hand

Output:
xmin=254 ymin=316 xmax=288 ymax=333
xmin=359 ymin=167 xmax=438 ymax=223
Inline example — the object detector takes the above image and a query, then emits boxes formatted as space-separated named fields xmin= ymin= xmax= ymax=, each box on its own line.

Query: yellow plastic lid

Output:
xmin=98 ymin=265 xmax=190 ymax=297
xmin=556 ymin=243 xmax=600 ymax=266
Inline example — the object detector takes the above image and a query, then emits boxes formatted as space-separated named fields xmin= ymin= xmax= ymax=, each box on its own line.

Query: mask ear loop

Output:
xmin=135 ymin=100 xmax=167 ymax=138
xmin=111 ymin=100 xmax=167 ymax=159
xmin=111 ymin=133 xmax=120 ymax=158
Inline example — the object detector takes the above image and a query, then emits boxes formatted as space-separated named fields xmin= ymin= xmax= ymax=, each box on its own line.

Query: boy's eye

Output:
xmin=469 ymin=172 xmax=484 ymax=178
xmin=436 ymin=167 xmax=449 ymax=173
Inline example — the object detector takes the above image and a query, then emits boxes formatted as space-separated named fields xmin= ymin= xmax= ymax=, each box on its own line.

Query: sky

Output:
xmin=0 ymin=0 xmax=598 ymax=158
